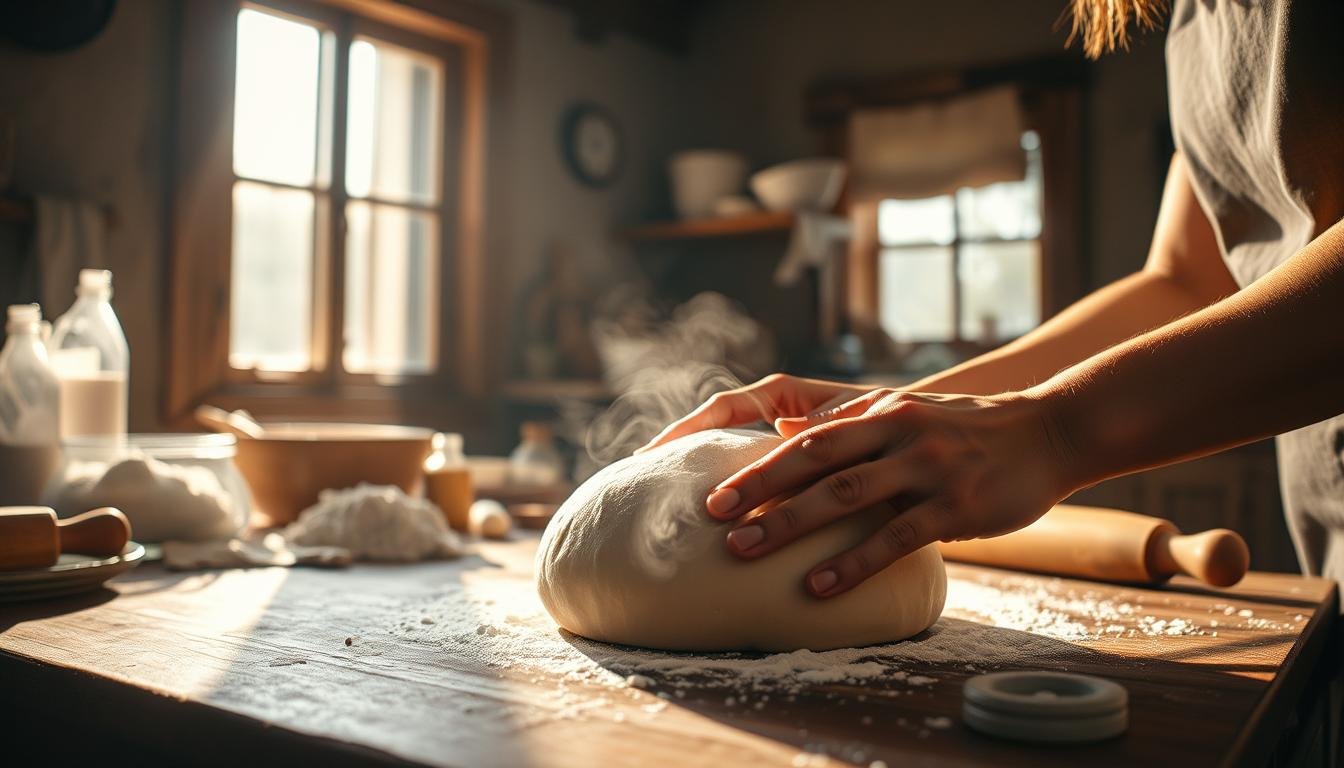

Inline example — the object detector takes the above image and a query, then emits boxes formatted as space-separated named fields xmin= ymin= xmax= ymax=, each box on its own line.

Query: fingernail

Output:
xmin=726 ymin=524 xmax=765 ymax=552
xmin=706 ymin=486 xmax=741 ymax=517
xmin=809 ymin=569 xmax=838 ymax=595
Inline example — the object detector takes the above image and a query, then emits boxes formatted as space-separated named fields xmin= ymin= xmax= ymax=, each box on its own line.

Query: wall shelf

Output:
xmin=502 ymin=378 xmax=615 ymax=403
xmin=621 ymin=211 xmax=794 ymax=242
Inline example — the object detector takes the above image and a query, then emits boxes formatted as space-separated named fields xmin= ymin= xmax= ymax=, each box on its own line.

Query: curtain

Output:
xmin=847 ymin=85 xmax=1025 ymax=202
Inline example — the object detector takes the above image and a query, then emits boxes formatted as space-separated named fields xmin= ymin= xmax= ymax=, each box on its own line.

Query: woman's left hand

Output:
xmin=708 ymin=388 xmax=1081 ymax=597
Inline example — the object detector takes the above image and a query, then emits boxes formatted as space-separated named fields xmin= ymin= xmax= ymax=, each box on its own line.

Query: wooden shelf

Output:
xmin=501 ymin=378 xmax=615 ymax=403
xmin=621 ymin=211 xmax=794 ymax=242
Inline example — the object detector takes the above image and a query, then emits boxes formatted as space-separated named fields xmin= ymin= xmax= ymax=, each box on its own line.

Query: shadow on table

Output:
xmin=0 ymin=586 xmax=118 ymax=633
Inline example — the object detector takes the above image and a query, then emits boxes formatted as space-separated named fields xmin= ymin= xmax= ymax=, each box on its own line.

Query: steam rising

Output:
xmin=583 ymin=292 xmax=774 ymax=467
xmin=566 ymin=293 xmax=779 ymax=578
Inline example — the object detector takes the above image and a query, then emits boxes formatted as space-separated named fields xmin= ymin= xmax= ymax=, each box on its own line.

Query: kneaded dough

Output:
xmin=535 ymin=429 xmax=946 ymax=652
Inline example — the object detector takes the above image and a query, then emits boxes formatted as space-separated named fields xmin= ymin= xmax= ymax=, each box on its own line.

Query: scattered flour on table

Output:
xmin=384 ymin=570 xmax=1290 ymax=693
xmin=375 ymin=567 xmax=1290 ymax=764
xmin=943 ymin=572 xmax=1292 ymax=640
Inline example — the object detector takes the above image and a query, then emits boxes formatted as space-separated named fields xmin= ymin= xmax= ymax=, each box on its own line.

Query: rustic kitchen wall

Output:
xmin=682 ymin=0 xmax=1172 ymax=292
xmin=483 ymin=0 xmax=691 ymax=293
xmin=0 ymin=0 xmax=1178 ymax=420
xmin=0 ymin=0 xmax=175 ymax=433
xmin=0 ymin=0 xmax=692 ymax=430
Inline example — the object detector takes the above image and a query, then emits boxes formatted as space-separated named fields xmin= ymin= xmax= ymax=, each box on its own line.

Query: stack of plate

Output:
xmin=0 ymin=543 xmax=144 ymax=602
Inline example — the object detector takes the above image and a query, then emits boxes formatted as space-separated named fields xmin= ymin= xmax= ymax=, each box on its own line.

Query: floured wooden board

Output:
xmin=0 ymin=534 xmax=1335 ymax=767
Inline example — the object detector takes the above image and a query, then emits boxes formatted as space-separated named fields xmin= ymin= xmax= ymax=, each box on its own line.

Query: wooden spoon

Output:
xmin=195 ymin=405 xmax=266 ymax=440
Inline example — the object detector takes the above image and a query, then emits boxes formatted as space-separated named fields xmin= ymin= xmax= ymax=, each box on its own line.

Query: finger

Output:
xmin=707 ymin=416 xmax=898 ymax=520
xmin=725 ymin=458 xmax=920 ymax=558
xmin=774 ymin=390 xmax=884 ymax=439
xmin=805 ymin=501 xmax=947 ymax=598
xmin=636 ymin=384 xmax=784 ymax=454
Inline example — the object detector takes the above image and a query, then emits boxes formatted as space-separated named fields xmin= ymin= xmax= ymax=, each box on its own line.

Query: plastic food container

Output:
xmin=42 ymin=433 xmax=251 ymax=543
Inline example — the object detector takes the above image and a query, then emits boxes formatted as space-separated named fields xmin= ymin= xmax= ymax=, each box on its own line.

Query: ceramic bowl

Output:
xmin=233 ymin=422 xmax=434 ymax=527
xmin=750 ymin=158 xmax=847 ymax=213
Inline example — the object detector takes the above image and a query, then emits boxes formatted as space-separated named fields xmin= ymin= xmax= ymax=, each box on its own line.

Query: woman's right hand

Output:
xmin=636 ymin=374 xmax=871 ymax=454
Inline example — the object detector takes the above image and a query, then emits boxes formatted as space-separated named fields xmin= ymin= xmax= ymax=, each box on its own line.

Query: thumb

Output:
xmin=774 ymin=393 xmax=876 ymax=439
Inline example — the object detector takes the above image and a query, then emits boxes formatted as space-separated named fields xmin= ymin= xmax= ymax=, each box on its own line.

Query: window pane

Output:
xmin=879 ymin=246 xmax=955 ymax=342
xmin=344 ymin=202 xmax=438 ymax=374
xmin=346 ymin=37 xmax=443 ymax=205
xmin=956 ymin=131 xmax=1043 ymax=241
xmin=878 ymin=196 xmax=955 ymax=246
xmin=234 ymin=9 xmax=322 ymax=186
xmin=959 ymin=241 xmax=1041 ymax=342
xmin=230 ymin=182 xmax=315 ymax=372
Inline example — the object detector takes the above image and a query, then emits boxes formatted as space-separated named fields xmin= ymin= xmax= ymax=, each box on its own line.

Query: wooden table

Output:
xmin=0 ymin=535 xmax=1336 ymax=767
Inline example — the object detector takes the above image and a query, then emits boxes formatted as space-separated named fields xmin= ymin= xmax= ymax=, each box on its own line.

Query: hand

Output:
xmin=636 ymin=373 xmax=870 ymax=454
xmin=707 ymin=388 xmax=1080 ymax=597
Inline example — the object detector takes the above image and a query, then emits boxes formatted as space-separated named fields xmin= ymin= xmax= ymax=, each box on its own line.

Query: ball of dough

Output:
xmin=535 ymin=429 xmax=946 ymax=652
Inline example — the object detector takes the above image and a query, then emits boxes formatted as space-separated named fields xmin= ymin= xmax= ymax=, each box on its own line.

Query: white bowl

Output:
xmin=750 ymin=158 xmax=847 ymax=213
xmin=669 ymin=150 xmax=747 ymax=220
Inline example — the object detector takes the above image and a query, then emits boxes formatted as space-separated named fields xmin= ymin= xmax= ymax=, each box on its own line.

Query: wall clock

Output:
xmin=560 ymin=103 xmax=623 ymax=188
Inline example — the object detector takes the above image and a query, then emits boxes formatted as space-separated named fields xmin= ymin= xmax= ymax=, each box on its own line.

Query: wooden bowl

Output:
xmin=233 ymin=423 xmax=435 ymax=528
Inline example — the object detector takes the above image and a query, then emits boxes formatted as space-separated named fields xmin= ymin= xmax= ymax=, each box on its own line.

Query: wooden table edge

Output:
xmin=1223 ymin=580 xmax=1338 ymax=767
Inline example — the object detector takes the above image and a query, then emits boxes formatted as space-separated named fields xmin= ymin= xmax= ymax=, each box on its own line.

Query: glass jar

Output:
xmin=509 ymin=421 xmax=565 ymax=486
xmin=42 ymin=433 xmax=251 ymax=543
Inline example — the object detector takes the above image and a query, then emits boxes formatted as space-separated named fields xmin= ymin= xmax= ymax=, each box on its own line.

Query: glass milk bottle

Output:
xmin=0 ymin=304 xmax=63 ymax=503
xmin=47 ymin=269 xmax=129 ymax=438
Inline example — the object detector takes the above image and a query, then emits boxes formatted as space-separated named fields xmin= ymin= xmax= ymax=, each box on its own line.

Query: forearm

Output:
xmin=1042 ymin=218 xmax=1344 ymax=488
xmin=910 ymin=267 xmax=1211 ymax=395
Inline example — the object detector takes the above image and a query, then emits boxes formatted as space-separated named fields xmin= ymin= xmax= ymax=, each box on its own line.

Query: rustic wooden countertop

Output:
xmin=0 ymin=534 xmax=1336 ymax=767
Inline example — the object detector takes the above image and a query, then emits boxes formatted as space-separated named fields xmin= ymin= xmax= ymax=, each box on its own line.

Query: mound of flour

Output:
xmin=284 ymin=484 xmax=467 ymax=562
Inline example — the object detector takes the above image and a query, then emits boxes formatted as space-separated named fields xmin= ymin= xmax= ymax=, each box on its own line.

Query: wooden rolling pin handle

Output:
xmin=1148 ymin=527 xmax=1250 ymax=587
xmin=58 ymin=507 xmax=131 ymax=558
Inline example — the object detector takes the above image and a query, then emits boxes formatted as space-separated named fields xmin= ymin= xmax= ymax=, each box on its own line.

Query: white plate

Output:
xmin=0 ymin=543 xmax=145 ymax=602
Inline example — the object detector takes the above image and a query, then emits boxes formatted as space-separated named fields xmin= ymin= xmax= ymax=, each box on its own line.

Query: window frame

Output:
xmin=167 ymin=0 xmax=510 ymax=428
xmin=876 ymin=156 xmax=1045 ymax=344
xmin=806 ymin=56 xmax=1085 ymax=360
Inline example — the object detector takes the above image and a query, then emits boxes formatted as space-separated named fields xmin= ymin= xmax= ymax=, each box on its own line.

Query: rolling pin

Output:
xmin=937 ymin=504 xmax=1250 ymax=587
xmin=0 ymin=506 xmax=131 ymax=571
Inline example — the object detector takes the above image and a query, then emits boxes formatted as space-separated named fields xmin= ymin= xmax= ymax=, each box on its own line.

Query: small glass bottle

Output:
xmin=509 ymin=421 xmax=565 ymax=486
xmin=47 ymin=269 xmax=130 ymax=438
xmin=0 ymin=304 xmax=63 ymax=504
xmin=425 ymin=432 xmax=474 ymax=531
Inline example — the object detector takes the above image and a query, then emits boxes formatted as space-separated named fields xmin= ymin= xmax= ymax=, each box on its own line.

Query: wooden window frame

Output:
xmin=876 ymin=157 xmax=1044 ymax=345
xmin=167 ymin=0 xmax=511 ymax=429
xmin=807 ymin=56 xmax=1085 ymax=358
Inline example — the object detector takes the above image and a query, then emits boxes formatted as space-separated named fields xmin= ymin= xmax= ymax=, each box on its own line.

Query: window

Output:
xmin=230 ymin=5 xmax=445 ymax=378
xmin=877 ymin=131 xmax=1043 ymax=345
xmin=166 ymin=0 xmax=505 ymax=426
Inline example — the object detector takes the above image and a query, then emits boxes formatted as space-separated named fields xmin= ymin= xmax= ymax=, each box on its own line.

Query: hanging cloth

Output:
xmin=847 ymin=85 xmax=1026 ymax=203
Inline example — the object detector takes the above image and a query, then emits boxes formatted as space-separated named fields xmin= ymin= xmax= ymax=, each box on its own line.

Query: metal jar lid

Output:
xmin=962 ymin=671 xmax=1129 ymax=744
